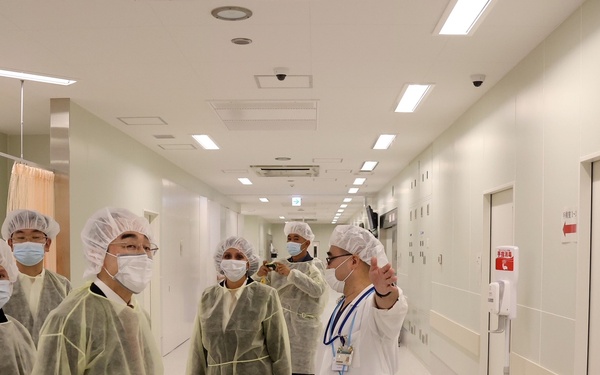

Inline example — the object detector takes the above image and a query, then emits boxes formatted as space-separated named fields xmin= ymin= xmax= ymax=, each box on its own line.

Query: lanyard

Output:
xmin=322 ymin=286 xmax=375 ymax=346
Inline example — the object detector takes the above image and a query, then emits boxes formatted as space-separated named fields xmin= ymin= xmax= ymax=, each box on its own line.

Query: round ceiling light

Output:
xmin=232 ymin=37 xmax=252 ymax=45
xmin=211 ymin=6 xmax=252 ymax=21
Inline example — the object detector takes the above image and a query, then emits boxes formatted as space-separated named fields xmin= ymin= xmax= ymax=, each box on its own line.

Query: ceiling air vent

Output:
xmin=251 ymin=165 xmax=319 ymax=178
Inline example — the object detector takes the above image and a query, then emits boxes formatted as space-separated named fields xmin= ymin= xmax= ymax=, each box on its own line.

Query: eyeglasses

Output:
xmin=325 ymin=254 xmax=352 ymax=266
xmin=11 ymin=234 xmax=48 ymax=244
xmin=110 ymin=241 xmax=159 ymax=258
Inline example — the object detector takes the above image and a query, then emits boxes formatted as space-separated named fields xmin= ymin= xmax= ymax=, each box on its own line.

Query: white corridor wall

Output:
xmin=370 ymin=0 xmax=600 ymax=373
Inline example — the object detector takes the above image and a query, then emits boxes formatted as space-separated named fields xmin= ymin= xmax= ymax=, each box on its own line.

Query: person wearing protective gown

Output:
xmin=32 ymin=207 xmax=163 ymax=375
xmin=0 ymin=239 xmax=36 ymax=375
xmin=1 ymin=209 xmax=71 ymax=345
xmin=187 ymin=236 xmax=292 ymax=375
xmin=256 ymin=221 xmax=327 ymax=375
xmin=318 ymin=225 xmax=408 ymax=375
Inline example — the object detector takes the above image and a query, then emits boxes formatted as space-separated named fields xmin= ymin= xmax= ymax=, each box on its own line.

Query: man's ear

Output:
xmin=44 ymin=239 xmax=52 ymax=252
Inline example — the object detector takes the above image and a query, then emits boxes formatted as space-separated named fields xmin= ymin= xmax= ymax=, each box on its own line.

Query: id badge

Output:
xmin=335 ymin=346 xmax=354 ymax=366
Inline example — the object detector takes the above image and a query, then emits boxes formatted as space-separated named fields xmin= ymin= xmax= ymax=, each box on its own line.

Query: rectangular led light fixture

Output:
xmin=279 ymin=216 xmax=286 ymax=219
xmin=373 ymin=134 xmax=396 ymax=150
xmin=438 ymin=0 xmax=493 ymax=35
xmin=238 ymin=178 xmax=252 ymax=185
xmin=0 ymin=69 xmax=76 ymax=85
xmin=353 ymin=178 xmax=366 ymax=185
xmin=340 ymin=204 xmax=348 ymax=208
xmin=395 ymin=84 xmax=433 ymax=113
xmin=343 ymin=198 xmax=353 ymax=203
xmin=348 ymin=187 xmax=359 ymax=194
xmin=361 ymin=161 xmax=378 ymax=171
xmin=259 ymin=198 xmax=269 ymax=203
xmin=192 ymin=135 xmax=220 ymax=150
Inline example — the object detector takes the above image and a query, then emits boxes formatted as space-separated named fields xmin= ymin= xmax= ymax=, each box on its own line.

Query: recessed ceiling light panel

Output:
xmin=212 ymin=6 xmax=252 ymax=21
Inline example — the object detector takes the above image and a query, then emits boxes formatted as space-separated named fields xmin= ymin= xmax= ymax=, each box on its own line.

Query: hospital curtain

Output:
xmin=7 ymin=162 xmax=57 ymax=271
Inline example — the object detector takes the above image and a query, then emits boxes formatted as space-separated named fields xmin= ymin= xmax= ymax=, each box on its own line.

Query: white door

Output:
xmin=488 ymin=188 xmax=514 ymax=375
xmin=588 ymin=162 xmax=600 ymax=372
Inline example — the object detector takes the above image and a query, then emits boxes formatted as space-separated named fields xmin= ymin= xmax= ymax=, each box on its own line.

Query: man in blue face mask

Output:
xmin=1 ymin=209 xmax=71 ymax=345
xmin=256 ymin=221 xmax=328 ymax=375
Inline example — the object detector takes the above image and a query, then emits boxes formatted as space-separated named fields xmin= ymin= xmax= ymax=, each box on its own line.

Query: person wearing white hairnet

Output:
xmin=0 ymin=239 xmax=36 ymax=375
xmin=256 ymin=221 xmax=327 ymax=375
xmin=1 ymin=208 xmax=71 ymax=345
xmin=318 ymin=225 xmax=408 ymax=375
xmin=187 ymin=236 xmax=292 ymax=375
xmin=32 ymin=207 xmax=163 ymax=375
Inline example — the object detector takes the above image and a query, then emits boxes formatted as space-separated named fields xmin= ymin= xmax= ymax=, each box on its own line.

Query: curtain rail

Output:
xmin=0 ymin=151 xmax=53 ymax=172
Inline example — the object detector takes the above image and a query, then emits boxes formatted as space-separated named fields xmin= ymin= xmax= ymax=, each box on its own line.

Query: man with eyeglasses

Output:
xmin=32 ymin=207 xmax=163 ymax=375
xmin=318 ymin=225 xmax=408 ymax=375
xmin=1 ymin=209 xmax=71 ymax=345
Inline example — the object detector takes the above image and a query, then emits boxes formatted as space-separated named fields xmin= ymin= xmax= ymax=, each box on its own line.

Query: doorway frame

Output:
xmin=480 ymin=182 xmax=514 ymax=375
xmin=576 ymin=153 xmax=598 ymax=374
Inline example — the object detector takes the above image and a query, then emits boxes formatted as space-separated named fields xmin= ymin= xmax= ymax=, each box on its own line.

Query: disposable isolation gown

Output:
xmin=32 ymin=283 xmax=163 ymax=375
xmin=186 ymin=281 xmax=291 ymax=375
xmin=263 ymin=257 xmax=328 ymax=373
xmin=0 ymin=310 xmax=36 ymax=375
xmin=318 ymin=284 xmax=408 ymax=375
xmin=3 ymin=269 xmax=71 ymax=345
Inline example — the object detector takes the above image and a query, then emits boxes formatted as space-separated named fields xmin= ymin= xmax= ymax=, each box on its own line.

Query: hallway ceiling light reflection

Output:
xmin=192 ymin=135 xmax=220 ymax=150
xmin=0 ymin=68 xmax=76 ymax=85
xmin=437 ymin=0 xmax=493 ymax=35
xmin=395 ymin=84 xmax=433 ymax=113
xmin=373 ymin=135 xmax=396 ymax=150
xmin=360 ymin=161 xmax=378 ymax=171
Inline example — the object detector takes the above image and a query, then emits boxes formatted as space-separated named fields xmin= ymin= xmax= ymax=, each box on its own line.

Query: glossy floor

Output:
xmin=163 ymin=339 xmax=431 ymax=375
xmin=163 ymin=288 xmax=431 ymax=375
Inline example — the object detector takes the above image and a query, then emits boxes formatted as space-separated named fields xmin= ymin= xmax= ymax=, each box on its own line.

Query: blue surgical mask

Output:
xmin=13 ymin=242 xmax=45 ymax=266
xmin=286 ymin=241 xmax=304 ymax=256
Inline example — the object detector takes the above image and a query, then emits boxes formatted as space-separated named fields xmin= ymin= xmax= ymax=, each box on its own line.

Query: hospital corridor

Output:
xmin=3 ymin=0 xmax=600 ymax=374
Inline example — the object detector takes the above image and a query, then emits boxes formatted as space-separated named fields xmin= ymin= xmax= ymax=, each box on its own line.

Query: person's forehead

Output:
xmin=117 ymin=231 xmax=149 ymax=242
xmin=224 ymin=247 xmax=246 ymax=256
xmin=288 ymin=233 xmax=306 ymax=240
xmin=14 ymin=229 xmax=44 ymax=234
xmin=328 ymin=245 xmax=348 ymax=255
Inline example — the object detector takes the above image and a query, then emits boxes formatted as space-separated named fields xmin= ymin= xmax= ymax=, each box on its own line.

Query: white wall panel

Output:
xmin=160 ymin=180 xmax=202 ymax=354
xmin=511 ymin=306 xmax=542 ymax=363
xmin=540 ymin=312 xmax=575 ymax=375
xmin=581 ymin=0 xmax=600 ymax=157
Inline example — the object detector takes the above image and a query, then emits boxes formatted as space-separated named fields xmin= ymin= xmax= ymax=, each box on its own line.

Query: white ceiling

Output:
xmin=0 ymin=0 xmax=584 ymax=224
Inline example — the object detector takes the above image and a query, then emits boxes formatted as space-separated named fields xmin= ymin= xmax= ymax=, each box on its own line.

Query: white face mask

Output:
xmin=13 ymin=242 xmax=45 ymax=266
xmin=0 ymin=280 xmax=12 ymax=309
xmin=220 ymin=259 xmax=248 ymax=282
xmin=105 ymin=253 xmax=153 ymax=294
xmin=325 ymin=256 xmax=354 ymax=293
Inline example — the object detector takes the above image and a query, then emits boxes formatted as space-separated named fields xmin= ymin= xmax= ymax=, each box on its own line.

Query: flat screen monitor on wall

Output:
xmin=365 ymin=205 xmax=379 ymax=238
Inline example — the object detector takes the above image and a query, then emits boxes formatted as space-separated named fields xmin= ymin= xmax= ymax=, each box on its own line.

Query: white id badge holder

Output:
xmin=332 ymin=345 xmax=353 ymax=371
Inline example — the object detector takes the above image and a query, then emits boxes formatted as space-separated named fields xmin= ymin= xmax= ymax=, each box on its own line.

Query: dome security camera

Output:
xmin=274 ymin=67 xmax=289 ymax=81
xmin=471 ymin=74 xmax=486 ymax=88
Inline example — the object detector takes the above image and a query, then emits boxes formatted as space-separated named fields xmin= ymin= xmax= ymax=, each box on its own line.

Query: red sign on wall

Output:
xmin=495 ymin=248 xmax=514 ymax=271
